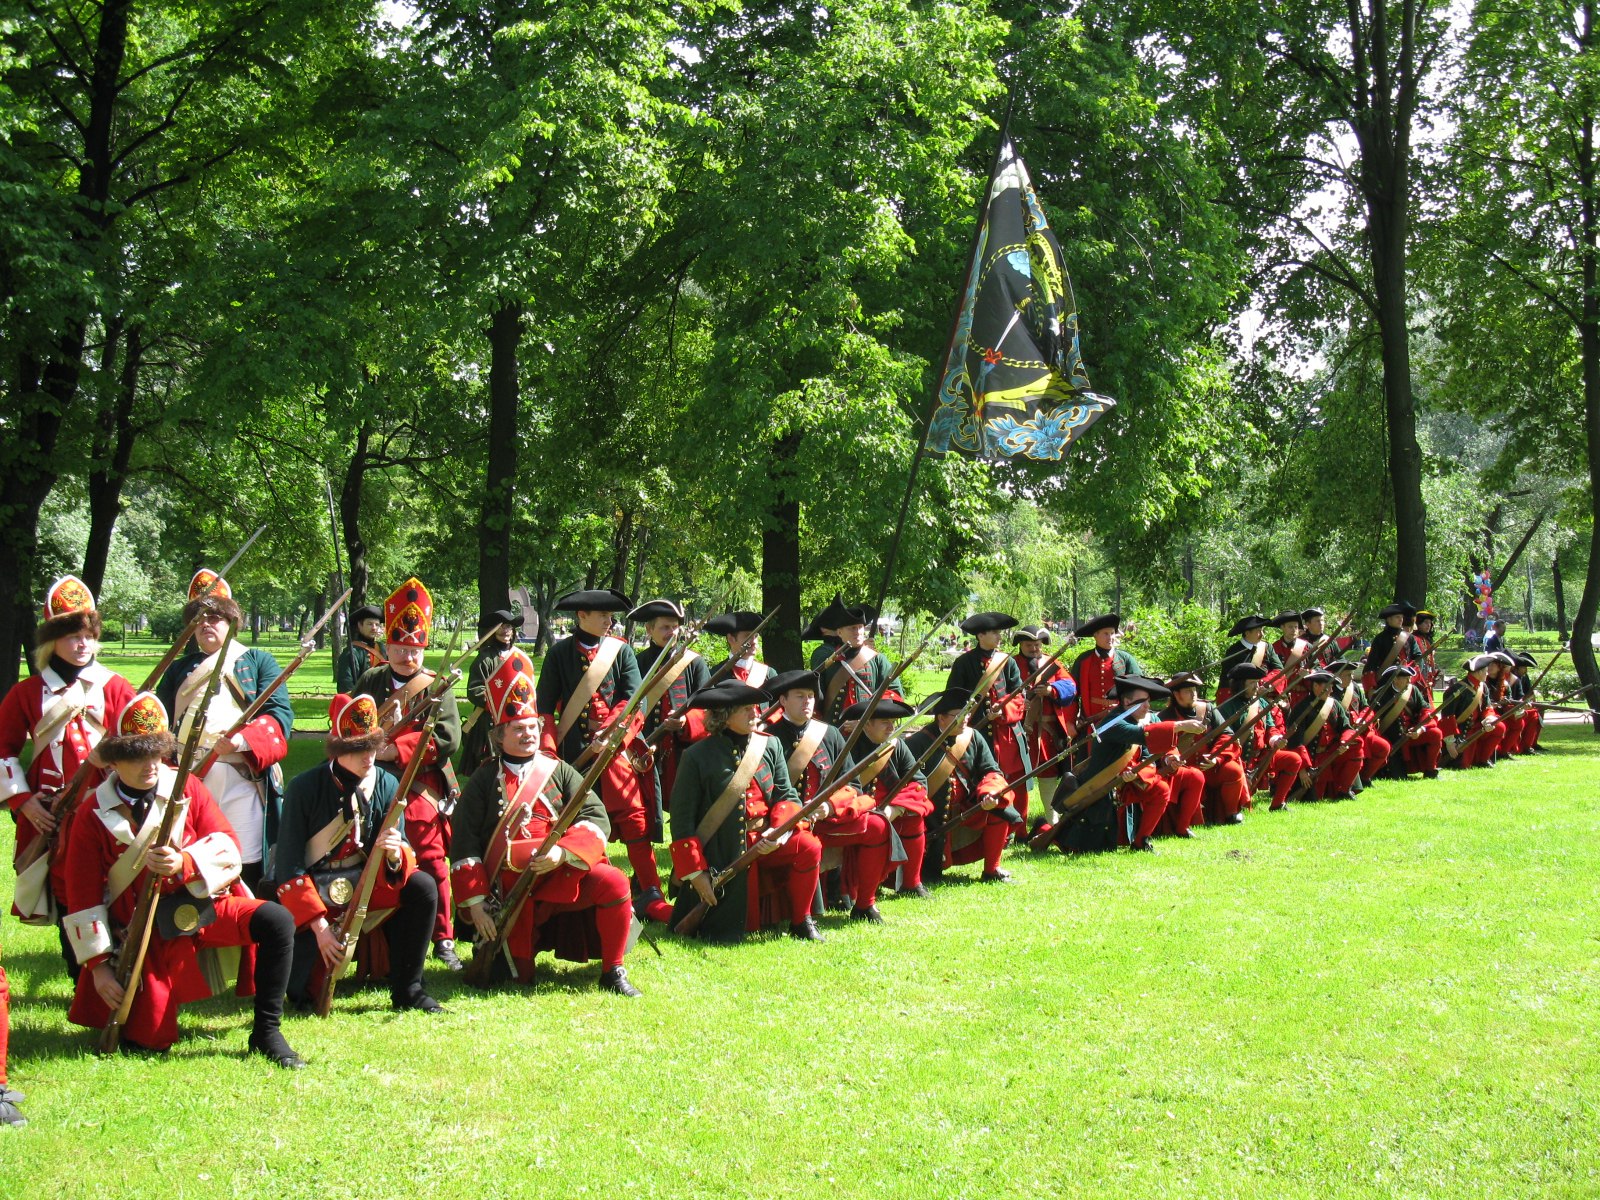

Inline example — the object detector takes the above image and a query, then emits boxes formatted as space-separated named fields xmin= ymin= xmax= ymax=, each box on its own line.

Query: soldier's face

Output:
xmin=195 ymin=611 xmax=230 ymax=654
xmin=1313 ymin=681 xmax=1333 ymax=697
xmin=1019 ymin=638 xmax=1043 ymax=658
xmin=113 ymin=754 xmax=162 ymax=791
xmin=781 ymin=689 xmax=814 ymax=723
xmin=936 ymin=711 xmax=959 ymax=731
xmin=54 ymin=631 xmax=97 ymax=666
xmin=1279 ymin=622 xmax=1300 ymax=641
xmin=500 ymin=716 xmax=542 ymax=756
xmin=1173 ymin=687 xmax=1197 ymax=708
xmin=335 ymin=747 xmax=378 ymax=776
xmin=357 ymin=618 xmax=382 ymax=641
xmin=727 ymin=632 xmax=758 ymax=658
xmin=386 ymin=643 xmax=425 ymax=675
xmin=865 ymin=716 xmax=896 ymax=743
xmin=647 ymin=617 xmax=680 ymax=647
xmin=839 ymin=623 xmax=866 ymax=648
xmin=1304 ymin=617 xmax=1324 ymax=635
xmin=975 ymin=630 xmax=1002 ymax=651
xmin=725 ymin=704 xmax=760 ymax=735
xmin=1094 ymin=629 xmax=1116 ymax=650
xmin=576 ymin=610 xmax=612 ymax=637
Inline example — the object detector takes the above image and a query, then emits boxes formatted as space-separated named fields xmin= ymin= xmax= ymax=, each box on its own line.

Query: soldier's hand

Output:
xmin=529 ymin=847 xmax=563 ymax=875
xmin=979 ymin=793 xmax=1000 ymax=810
xmin=92 ymin=963 xmax=125 ymax=1010
xmin=1118 ymin=767 xmax=1137 ymax=783
xmin=755 ymin=834 xmax=781 ymax=855
xmin=986 ymin=704 xmax=1005 ymax=723
xmin=690 ymin=873 xmax=717 ymax=907
xmin=20 ymin=793 xmax=56 ymax=834
xmin=147 ymin=845 xmax=184 ymax=877
xmin=312 ymin=919 xmax=344 ymax=970
xmin=375 ymin=827 xmax=405 ymax=869
xmin=467 ymin=905 xmax=497 ymax=942
xmin=376 ymin=743 xmax=399 ymax=763
xmin=1032 ymin=684 xmax=1054 ymax=700
xmin=813 ymin=801 xmax=833 ymax=821
xmin=883 ymin=804 xmax=905 ymax=822
xmin=1174 ymin=719 xmax=1206 ymax=734
xmin=660 ymin=715 xmax=685 ymax=734
xmin=1269 ymin=734 xmax=1285 ymax=748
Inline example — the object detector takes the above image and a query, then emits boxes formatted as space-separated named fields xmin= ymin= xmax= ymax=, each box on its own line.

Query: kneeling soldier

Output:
xmin=274 ymin=695 xmax=443 ymax=1015
xmin=451 ymin=651 xmax=641 ymax=996
xmin=63 ymin=694 xmax=302 ymax=1065
xmin=669 ymin=682 xmax=824 ymax=942
xmin=906 ymin=688 xmax=1017 ymax=882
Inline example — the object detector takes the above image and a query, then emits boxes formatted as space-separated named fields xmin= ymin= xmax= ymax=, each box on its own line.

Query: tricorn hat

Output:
xmin=555 ymin=589 xmax=632 ymax=613
xmin=1013 ymin=624 xmax=1051 ymax=644
xmin=841 ymin=696 xmax=915 ymax=722
xmin=478 ymin=608 xmax=520 ymax=635
xmin=1302 ymin=670 xmax=1336 ymax=687
xmin=1165 ymin=672 xmax=1207 ymax=693
xmin=350 ymin=604 xmax=383 ymax=627
xmin=705 ymin=611 xmax=763 ymax=636
xmin=925 ymin=688 xmax=972 ymax=715
xmin=813 ymin=593 xmax=876 ymax=630
xmin=1271 ymin=610 xmax=1303 ymax=627
xmin=1378 ymin=601 xmax=1417 ymax=620
xmin=959 ymin=612 xmax=1018 ymax=635
xmin=1110 ymin=674 xmax=1170 ymax=700
xmin=1228 ymin=614 xmax=1269 ymax=637
xmin=1072 ymin=613 xmax=1120 ymax=639
xmin=1300 ymin=607 xmax=1326 ymax=623
xmin=688 ymin=682 xmax=772 ymax=709
xmin=766 ymin=669 xmax=822 ymax=697
xmin=628 ymin=599 xmax=685 ymax=624
xmin=1227 ymin=663 xmax=1269 ymax=683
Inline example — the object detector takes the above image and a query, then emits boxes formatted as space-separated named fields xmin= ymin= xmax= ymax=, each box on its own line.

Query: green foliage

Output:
xmin=1121 ymin=601 xmax=1229 ymax=679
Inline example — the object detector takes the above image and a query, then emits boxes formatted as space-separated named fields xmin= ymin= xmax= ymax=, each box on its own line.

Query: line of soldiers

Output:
xmin=0 ymin=578 xmax=1558 ymax=1125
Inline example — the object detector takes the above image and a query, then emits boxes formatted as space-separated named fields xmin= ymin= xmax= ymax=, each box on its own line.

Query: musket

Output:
xmin=702 ymin=605 xmax=783 ymax=689
xmin=670 ymin=747 xmax=886 ymax=939
xmin=1285 ymin=711 xmax=1377 ymax=804
xmin=931 ymin=740 xmax=1077 ymax=839
xmin=1023 ymin=706 xmax=1147 ymax=850
xmin=820 ymin=603 xmax=960 ymax=788
xmin=99 ymin=624 xmax=238 ymax=1054
xmin=636 ymin=616 xmax=719 ymax=749
xmin=376 ymin=612 xmax=475 ymax=734
xmin=314 ymin=697 xmax=443 ymax=1016
xmin=192 ymin=590 xmax=352 ymax=779
xmin=1448 ymin=661 xmax=1576 ymax=760
xmin=462 ymin=658 xmax=673 ymax=988
xmin=972 ymin=640 xmax=1071 ymax=735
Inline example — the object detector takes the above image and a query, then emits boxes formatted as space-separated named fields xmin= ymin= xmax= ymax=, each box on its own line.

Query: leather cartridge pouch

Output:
xmin=156 ymin=891 xmax=219 ymax=939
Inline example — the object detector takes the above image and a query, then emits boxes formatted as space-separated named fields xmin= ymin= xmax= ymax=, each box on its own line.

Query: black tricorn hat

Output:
xmin=705 ymin=610 xmax=763 ymax=636
xmin=1300 ymin=607 xmax=1326 ymax=622
xmin=350 ymin=604 xmax=383 ymax=626
xmin=1378 ymin=663 xmax=1414 ymax=685
xmin=925 ymin=687 xmax=972 ymax=715
xmin=1378 ymin=600 xmax=1417 ymax=619
xmin=1013 ymin=624 xmax=1051 ymax=644
xmin=1271 ymin=610 xmax=1303 ymax=627
xmin=1227 ymin=663 xmax=1269 ymax=683
xmin=688 ymin=682 xmax=772 ymax=708
xmin=766 ymin=669 xmax=822 ymax=696
xmin=1302 ymin=670 xmax=1337 ymax=686
xmin=555 ymin=589 xmax=632 ymax=612
xmin=1515 ymin=653 xmax=1537 ymax=669
xmin=1228 ymin=614 xmax=1269 ymax=636
xmin=628 ymin=599 xmax=684 ymax=623
xmin=479 ymin=608 xmax=520 ymax=635
xmin=959 ymin=611 xmax=1018 ymax=635
xmin=1110 ymin=674 xmax=1171 ymax=699
xmin=1328 ymin=659 xmax=1360 ymax=674
xmin=1165 ymin=672 xmax=1207 ymax=693
xmin=814 ymin=593 xmax=877 ymax=629
xmin=1072 ymin=613 xmax=1120 ymax=638
xmin=841 ymin=697 xmax=915 ymax=722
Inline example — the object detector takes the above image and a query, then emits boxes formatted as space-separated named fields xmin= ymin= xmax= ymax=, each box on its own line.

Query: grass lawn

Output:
xmin=2 ymin=723 xmax=1597 ymax=1197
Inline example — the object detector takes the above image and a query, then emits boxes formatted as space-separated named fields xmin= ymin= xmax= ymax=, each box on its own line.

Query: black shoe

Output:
xmin=598 ymin=966 xmax=642 ymax=997
xmin=896 ymin=883 xmax=931 ymax=900
xmin=1226 ymin=813 xmax=1246 ymax=825
xmin=788 ymin=917 xmax=825 ymax=942
xmin=392 ymin=989 xmax=445 ymax=1014
xmin=432 ymin=939 xmax=464 ymax=972
xmin=1130 ymin=838 xmax=1156 ymax=853
xmin=1423 ymin=769 xmax=1440 ymax=780
xmin=248 ymin=1029 xmax=307 ymax=1069
xmin=850 ymin=905 xmax=885 ymax=924
xmin=0 ymin=1086 xmax=24 ymax=1128
xmin=980 ymin=869 xmax=1012 ymax=883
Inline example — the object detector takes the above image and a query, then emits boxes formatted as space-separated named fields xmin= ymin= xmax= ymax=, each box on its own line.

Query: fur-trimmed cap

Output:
xmin=327 ymin=694 xmax=386 ymax=755
xmin=183 ymin=567 xmax=243 ymax=627
xmin=37 ymin=574 xmax=101 ymax=645
xmin=99 ymin=692 xmax=177 ymax=763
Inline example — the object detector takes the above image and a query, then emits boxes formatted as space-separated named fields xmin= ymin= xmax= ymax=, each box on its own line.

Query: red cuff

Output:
xmin=683 ymin=708 xmax=709 ymax=741
xmin=558 ymin=825 xmax=607 ymax=868
xmin=538 ymin=712 xmax=559 ymax=755
xmin=670 ymin=836 xmax=708 ymax=877
xmin=768 ymin=800 xmax=802 ymax=828
xmin=1143 ymin=721 xmax=1180 ymax=757
xmin=888 ymin=781 xmax=932 ymax=817
xmin=451 ymin=859 xmax=490 ymax=905
xmin=276 ymin=874 xmax=328 ymax=927
xmin=1001 ymin=691 xmax=1028 ymax=725
xmin=238 ymin=716 xmax=289 ymax=770
xmin=828 ymin=786 xmax=873 ymax=819
xmin=976 ymin=770 xmax=1007 ymax=797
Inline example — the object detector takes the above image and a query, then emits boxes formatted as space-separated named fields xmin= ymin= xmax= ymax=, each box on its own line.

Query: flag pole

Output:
xmin=872 ymin=88 xmax=1014 ymax=623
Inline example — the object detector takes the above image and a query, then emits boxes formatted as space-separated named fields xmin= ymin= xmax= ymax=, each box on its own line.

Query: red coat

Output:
xmin=63 ymin=772 xmax=255 ymax=1048
xmin=0 ymin=662 xmax=134 ymax=910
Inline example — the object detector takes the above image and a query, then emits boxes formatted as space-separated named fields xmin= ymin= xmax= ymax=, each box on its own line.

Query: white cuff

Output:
xmin=185 ymin=832 xmax=243 ymax=896
xmin=66 ymin=904 xmax=113 ymax=961
xmin=0 ymin=757 xmax=27 ymax=801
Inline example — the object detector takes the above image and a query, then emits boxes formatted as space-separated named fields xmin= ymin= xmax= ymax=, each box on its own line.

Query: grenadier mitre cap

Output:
xmin=385 ymin=577 xmax=433 ymax=647
xmin=486 ymin=649 xmax=538 ymax=726
xmin=189 ymin=568 xmax=232 ymax=602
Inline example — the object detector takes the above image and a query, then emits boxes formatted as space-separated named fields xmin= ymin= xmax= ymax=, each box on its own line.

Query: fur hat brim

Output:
xmin=327 ymin=729 xmax=387 ymax=757
xmin=98 ymin=731 xmax=177 ymax=763
xmin=183 ymin=595 xmax=243 ymax=627
xmin=37 ymin=609 xmax=101 ymax=647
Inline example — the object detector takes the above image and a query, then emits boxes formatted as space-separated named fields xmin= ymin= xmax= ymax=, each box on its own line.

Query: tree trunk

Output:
xmin=1571 ymin=42 xmax=1600 ymax=726
xmin=1554 ymin=555 xmax=1569 ymax=643
xmin=609 ymin=508 xmax=634 ymax=594
xmin=310 ymin=589 xmax=327 ymax=648
xmin=83 ymin=323 xmax=144 ymax=594
xmin=478 ymin=302 xmax=521 ymax=617
xmin=1182 ymin=541 xmax=1195 ymax=603
xmin=339 ymin=424 xmax=371 ymax=611
xmin=761 ymin=432 xmax=804 ymax=671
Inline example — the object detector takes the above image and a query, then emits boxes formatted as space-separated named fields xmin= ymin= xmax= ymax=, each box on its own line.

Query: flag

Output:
xmin=925 ymin=138 xmax=1114 ymax=461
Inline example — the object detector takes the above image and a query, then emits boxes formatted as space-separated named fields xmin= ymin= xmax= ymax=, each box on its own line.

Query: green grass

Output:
xmin=3 ymin=726 xmax=1598 ymax=1196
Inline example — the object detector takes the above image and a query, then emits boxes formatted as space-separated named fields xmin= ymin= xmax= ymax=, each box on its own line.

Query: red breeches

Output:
xmin=404 ymin=792 xmax=453 ymax=941
xmin=525 ymin=861 xmax=633 ymax=970
xmin=1161 ymin=766 xmax=1205 ymax=835
xmin=1119 ymin=777 xmax=1169 ymax=842
xmin=1401 ymin=725 xmax=1443 ymax=773
xmin=748 ymin=830 xmax=823 ymax=927
xmin=818 ymin=812 xmax=891 ymax=909
xmin=1519 ymin=709 xmax=1543 ymax=752
xmin=1202 ymin=759 xmax=1249 ymax=822
xmin=606 ymin=803 xmax=665 ymax=893
xmin=887 ymin=811 xmax=928 ymax=889
xmin=1359 ymin=731 xmax=1392 ymax=783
